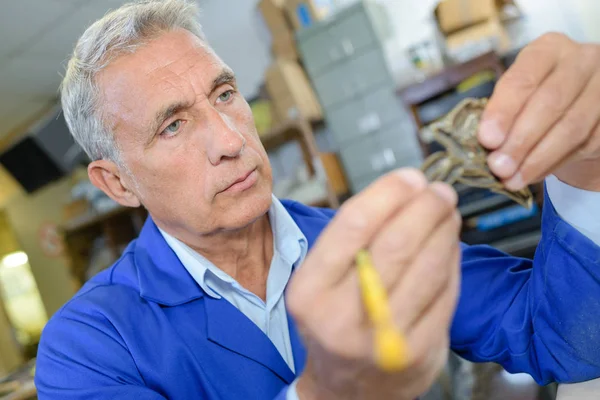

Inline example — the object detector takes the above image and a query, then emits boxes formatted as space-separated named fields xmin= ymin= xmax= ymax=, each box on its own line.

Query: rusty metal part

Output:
xmin=421 ymin=98 xmax=533 ymax=209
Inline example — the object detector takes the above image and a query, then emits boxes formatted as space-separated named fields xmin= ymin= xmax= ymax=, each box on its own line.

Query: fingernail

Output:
xmin=395 ymin=168 xmax=427 ymax=189
xmin=431 ymin=182 xmax=458 ymax=205
xmin=505 ymin=172 xmax=525 ymax=191
xmin=479 ymin=119 xmax=506 ymax=148
xmin=488 ymin=153 xmax=517 ymax=178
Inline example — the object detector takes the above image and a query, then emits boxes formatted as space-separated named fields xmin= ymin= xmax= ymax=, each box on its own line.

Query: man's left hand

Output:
xmin=478 ymin=33 xmax=600 ymax=192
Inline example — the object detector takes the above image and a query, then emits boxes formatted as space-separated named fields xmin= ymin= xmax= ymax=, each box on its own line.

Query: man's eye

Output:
xmin=218 ymin=90 xmax=233 ymax=102
xmin=162 ymin=120 xmax=182 ymax=136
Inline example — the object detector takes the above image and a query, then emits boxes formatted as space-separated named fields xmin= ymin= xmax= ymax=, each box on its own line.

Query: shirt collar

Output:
xmin=158 ymin=195 xmax=308 ymax=299
xmin=269 ymin=195 xmax=308 ymax=267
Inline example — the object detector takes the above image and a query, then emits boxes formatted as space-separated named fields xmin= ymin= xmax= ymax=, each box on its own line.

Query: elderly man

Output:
xmin=35 ymin=0 xmax=600 ymax=399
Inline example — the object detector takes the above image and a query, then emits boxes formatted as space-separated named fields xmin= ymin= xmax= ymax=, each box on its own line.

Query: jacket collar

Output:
xmin=134 ymin=216 xmax=205 ymax=306
xmin=132 ymin=200 xmax=334 ymax=380
xmin=132 ymin=199 xmax=334 ymax=307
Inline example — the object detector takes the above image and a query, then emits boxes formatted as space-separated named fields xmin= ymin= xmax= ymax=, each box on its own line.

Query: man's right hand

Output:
xmin=286 ymin=168 xmax=462 ymax=400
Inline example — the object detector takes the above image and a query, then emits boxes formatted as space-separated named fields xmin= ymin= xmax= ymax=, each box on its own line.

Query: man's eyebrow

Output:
xmin=148 ymin=101 xmax=192 ymax=138
xmin=146 ymin=69 xmax=236 ymax=141
xmin=209 ymin=69 xmax=236 ymax=95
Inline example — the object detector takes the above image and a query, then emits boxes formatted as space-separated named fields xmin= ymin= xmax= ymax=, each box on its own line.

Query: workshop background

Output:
xmin=0 ymin=0 xmax=597 ymax=399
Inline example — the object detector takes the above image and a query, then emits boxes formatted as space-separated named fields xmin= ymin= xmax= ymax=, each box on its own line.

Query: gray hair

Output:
xmin=61 ymin=0 xmax=206 ymax=165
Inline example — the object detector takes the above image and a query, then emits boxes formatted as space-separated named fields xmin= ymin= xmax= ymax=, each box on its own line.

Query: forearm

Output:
xmin=451 ymin=184 xmax=600 ymax=384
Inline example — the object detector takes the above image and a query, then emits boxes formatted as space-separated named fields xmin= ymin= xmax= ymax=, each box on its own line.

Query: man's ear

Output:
xmin=88 ymin=160 xmax=141 ymax=208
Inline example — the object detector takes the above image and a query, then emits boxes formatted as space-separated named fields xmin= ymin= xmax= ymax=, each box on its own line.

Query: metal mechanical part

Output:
xmin=421 ymin=98 xmax=533 ymax=209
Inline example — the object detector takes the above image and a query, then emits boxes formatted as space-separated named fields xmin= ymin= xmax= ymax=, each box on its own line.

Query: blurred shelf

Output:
xmin=459 ymin=195 xmax=513 ymax=219
xmin=62 ymin=205 xmax=131 ymax=233
xmin=260 ymin=117 xmax=339 ymax=210
xmin=461 ymin=213 xmax=541 ymax=246
xmin=259 ymin=118 xmax=323 ymax=152
xmin=61 ymin=205 xmax=148 ymax=288
xmin=489 ymin=230 xmax=542 ymax=257
xmin=0 ymin=380 xmax=36 ymax=400
xmin=397 ymin=51 xmax=505 ymax=107
xmin=0 ymin=359 xmax=36 ymax=400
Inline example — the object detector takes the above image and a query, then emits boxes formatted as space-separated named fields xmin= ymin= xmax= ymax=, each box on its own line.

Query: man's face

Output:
xmin=97 ymin=29 xmax=273 ymax=235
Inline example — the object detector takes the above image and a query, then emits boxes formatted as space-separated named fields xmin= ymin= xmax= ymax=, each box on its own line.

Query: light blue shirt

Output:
xmin=160 ymin=178 xmax=600 ymax=399
xmin=159 ymin=195 xmax=308 ymax=377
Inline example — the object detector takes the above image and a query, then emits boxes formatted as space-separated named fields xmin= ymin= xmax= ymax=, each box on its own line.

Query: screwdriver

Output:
xmin=356 ymin=249 xmax=410 ymax=371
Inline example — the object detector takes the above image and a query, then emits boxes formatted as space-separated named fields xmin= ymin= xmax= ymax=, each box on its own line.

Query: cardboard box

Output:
xmin=284 ymin=0 xmax=333 ymax=31
xmin=435 ymin=0 xmax=497 ymax=34
xmin=259 ymin=0 xmax=299 ymax=60
xmin=259 ymin=0 xmax=289 ymax=34
xmin=445 ymin=17 xmax=511 ymax=61
xmin=446 ymin=17 xmax=510 ymax=51
xmin=265 ymin=59 xmax=322 ymax=121
xmin=272 ymin=27 xmax=298 ymax=60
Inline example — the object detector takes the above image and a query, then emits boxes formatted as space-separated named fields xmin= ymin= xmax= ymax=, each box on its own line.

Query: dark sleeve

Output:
xmin=35 ymin=312 xmax=167 ymax=400
xmin=451 ymin=187 xmax=600 ymax=384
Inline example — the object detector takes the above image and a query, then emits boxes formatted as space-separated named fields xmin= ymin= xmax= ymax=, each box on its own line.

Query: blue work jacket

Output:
xmin=35 ymin=190 xmax=600 ymax=399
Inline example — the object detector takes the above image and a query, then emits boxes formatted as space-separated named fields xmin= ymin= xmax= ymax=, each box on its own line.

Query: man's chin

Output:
xmin=219 ymin=187 xmax=272 ymax=226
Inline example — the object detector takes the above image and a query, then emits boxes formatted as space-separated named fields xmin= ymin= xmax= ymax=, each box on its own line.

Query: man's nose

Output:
xmin=205 ymin=109 xmax=246 ymax=165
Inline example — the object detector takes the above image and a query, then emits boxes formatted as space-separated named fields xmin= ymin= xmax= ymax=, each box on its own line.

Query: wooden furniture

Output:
xmin=61 ymin=206 xmax=147 ymax=288
xmin=0 ymin=380 xmax=36 ymax=400
xmin=260 ymin=118 xmax=342 ymax=209
xmin=0 ymin=359 xmax=36 ymax=400
xmin=398 ymin=51 xmax=505 ymax=130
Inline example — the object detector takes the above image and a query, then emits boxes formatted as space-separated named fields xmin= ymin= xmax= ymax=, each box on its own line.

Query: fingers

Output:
xmin=504 ymin=69 xmax=600 ymax=189
xmin=291 ymin=169 xmax=427 ymax=294
xmin=290 ymin=180 xmax=459 ymax=361
xmin=478 ymin=33 xmax=569 ymax=149
xmin=387 ymin=213 xmax=462 ymax=332
xmin=403 ymin=244 xmax=460 ymax=369
xmin=303 ymin=273 xmax=372 ymax=360
xmin=488 ymin=44 xmax=597 ymax=181
xmin=367 ymin=182 xmax=458 ymax=291
xmin=580 ymin=120 xmax=600 ymax=161
xmin=554 ymin=133 xmax=600 ymax=190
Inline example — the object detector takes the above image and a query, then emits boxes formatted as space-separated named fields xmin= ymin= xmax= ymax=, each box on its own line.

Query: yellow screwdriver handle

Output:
xmin=356 ymin=250 xmax=410 ymax=372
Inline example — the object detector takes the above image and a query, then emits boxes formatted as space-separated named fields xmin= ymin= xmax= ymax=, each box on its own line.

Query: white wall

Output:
xmin=198 ymin=0 xmax=598 ymax=100
xmin=198 ymin=0 xmax=273 ymax=99
xmin=569 ymin=0 xmax=600 ymax=42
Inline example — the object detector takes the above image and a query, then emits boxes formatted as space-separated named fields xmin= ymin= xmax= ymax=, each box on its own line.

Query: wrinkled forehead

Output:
xmin=96 ymin=29 xmax=226 ymax=135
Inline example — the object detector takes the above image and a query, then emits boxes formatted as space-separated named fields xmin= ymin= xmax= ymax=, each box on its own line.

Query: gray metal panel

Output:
xmin=350 ymin=48 xmax=390 ymax=93
xmin=298 ymin=27 xmax=341 ymax=77
xmin=326 ymin=85 xmax=414 ymax=146
xmin=361 ymin=86 xmax=410 ymax=130
xmin=297 ymin=0 xmax=389 ymax=77
xmin=313 ymin=46 xmax=389 ymax=109
xmin=348 ymin=170 xmax=382 ymax=194
xmin=377 ymin=124 xmax=425 ymax=170
xmin=338 ymin=122 xmax=423 ymax=183
xmin=329 ymin=9 xmax=376 ymax=59
xmin=338 ymin=135 xmax=385 ymax=182
xmin=362 ymin=0 xmax=394 ymax=43
xmin=344 ymin=143 xmax=423 ymax=195
xmin=347 ymin=149 xmax=422 ymax=194
xmin=346 ymin=151 xmax=423 ymax=194
xmin=325 ymin=96 xmax=369 ymax=145
xmin=312 ymin=61 xmax=352 ymax=108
